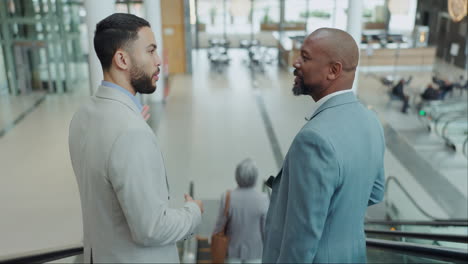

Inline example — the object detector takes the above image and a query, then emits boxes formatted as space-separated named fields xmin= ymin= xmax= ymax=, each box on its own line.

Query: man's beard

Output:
xmin=292 ymin=79 xmax=310 ymax=96
xmin=292 ymin=70 xmax=312 ymax=96
xmin=130 ymin=64 xmax=157 ymax=94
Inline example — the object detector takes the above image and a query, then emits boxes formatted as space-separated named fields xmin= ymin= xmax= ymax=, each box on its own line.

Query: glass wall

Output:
xmin=0 ymin=0 xmax=88 ymax=95
xmin=190 ymin=0 xmax=402 ymax=49
xmin=115 ymin=0 xmax=144 ymax=17
xmin=0 ymin=46 xmax=8 ymax=96
xmin=192 ymin=0 xmax=282 ymax=48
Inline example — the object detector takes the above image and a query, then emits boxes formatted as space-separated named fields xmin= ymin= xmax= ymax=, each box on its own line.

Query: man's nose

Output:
xmin=155 ymin=53 xmax=162 ymax=66
xmin=292 ymin=59 xmax=301 ymax=68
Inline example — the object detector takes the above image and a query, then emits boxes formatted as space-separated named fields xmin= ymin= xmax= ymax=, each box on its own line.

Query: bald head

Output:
xmin=292 ymin=27 xmax=360 ymax=100
xmin=306 ymin=28 xmax=359 ymax=72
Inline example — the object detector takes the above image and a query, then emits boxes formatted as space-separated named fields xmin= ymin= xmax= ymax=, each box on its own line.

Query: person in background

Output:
xmin=421 ymin=84 xmax=441 ymax=101
xmin=392 ymin=78 xmax=410 ymax=113
xmin=439 ymin=79 xmax=454 ymax=99
xmin=213 ymin=158 xmax=269 ymax=264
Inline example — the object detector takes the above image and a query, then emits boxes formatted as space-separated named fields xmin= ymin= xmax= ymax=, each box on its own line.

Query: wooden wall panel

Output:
xmin=359 ymin=47 xmax=437 ymax=66
xmin=161 ymin=0 xmax=186 ymax=74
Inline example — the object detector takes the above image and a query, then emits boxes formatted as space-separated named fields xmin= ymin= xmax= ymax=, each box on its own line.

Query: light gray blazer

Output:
xmin=69 ymin=85 xmax=201 ymax=263
xmin=262 ymin=92 xmax=385 ymax=263
xmin=213 ymin=188 xmax=269 ymax=260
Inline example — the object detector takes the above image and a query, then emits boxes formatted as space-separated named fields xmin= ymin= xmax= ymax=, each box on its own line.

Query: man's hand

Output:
xmin=185 ymin=194 xmax=204 ymax=214
xmin=141 ymin=105 xmax=150 ymax=121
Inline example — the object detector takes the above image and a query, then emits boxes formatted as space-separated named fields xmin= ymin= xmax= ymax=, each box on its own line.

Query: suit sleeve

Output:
xmin=369 ymin=124 xmax=385 ymax=206
xmin=108 ymin=129 xmax=201 ymax=247
xmin=368 ymin=162 xmax=385 ymax=206
xmin=277 ymin=130 xmax=340 ymax=263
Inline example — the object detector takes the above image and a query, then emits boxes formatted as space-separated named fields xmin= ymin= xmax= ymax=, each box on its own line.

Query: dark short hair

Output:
xmin=94 ymin=13 xmax=150 ymax=71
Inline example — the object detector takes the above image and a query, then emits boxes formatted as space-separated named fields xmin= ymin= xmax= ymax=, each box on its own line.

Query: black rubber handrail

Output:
xmin=2 ymin=238 xmax=466 ymax=264
xmin=0 ymin=244 xmax=83 ymax=264
xmin=365 ymin=219 xmax=468 ymax=227
xmin=463 ymin=137 xmax=468 ymax=157
xmin=440 ymin=116 xmax=467 ymax=139
xmin=366 ymin=238 xmax=468 ymax=262
xmin=385 ymin=176 xmax=450 ymax=221
xmin=0 ymin=181 xmax=198 ymax=264
xmin=433 ymin=110 xmax=467 ymax=129
xmin=365 ymin=229 xmax=468 ymax=243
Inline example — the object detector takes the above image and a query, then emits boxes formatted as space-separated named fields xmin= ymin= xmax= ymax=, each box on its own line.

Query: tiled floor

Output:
xmin=0 ymin=49 xmax=466 ymax=256
xmin=0 ymin=92 xmax=46 ymax=135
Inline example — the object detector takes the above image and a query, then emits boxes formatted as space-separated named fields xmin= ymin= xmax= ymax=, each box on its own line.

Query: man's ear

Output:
xmin=113 ymin=49 xmax=130 ymax=70
xmin=327 ymin=62 xmax=342 ymax=80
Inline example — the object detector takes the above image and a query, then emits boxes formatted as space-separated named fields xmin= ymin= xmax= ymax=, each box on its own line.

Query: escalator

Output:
xmin=1 ymin=219 xmax=465 ymax=263
xmin=1 ymin=180 xmax=467 ymax=263
xmin=365 ymin=220 xmax=468 ymax=263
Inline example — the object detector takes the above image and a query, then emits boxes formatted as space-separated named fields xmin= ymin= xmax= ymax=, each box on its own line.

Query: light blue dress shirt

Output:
xmin=101 ymin=81 xmax=143 ymax=111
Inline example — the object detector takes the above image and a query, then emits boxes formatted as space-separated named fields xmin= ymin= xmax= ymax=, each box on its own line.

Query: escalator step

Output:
xmin=196 ymin=237 xmax=212 ymax=263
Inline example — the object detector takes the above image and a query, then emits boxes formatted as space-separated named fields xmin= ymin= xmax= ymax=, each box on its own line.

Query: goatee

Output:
xmin=130 ymin=66 xmax=157 ymax=94
xmin=292 ymin=76 xmax=310 ymax=96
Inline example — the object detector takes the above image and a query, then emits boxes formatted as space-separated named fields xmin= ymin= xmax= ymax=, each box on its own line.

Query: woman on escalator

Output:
xmin=212 ymin=158 xmax=269 ymax=264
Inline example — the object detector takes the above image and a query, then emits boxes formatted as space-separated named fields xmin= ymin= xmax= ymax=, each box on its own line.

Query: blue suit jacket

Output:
xmin=262 ymin=92 xmax=385 ymax=263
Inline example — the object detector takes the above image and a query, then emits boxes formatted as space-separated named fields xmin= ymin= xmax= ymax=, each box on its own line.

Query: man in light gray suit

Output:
xmin=262 ymin=28 xmax=385 ymax=263
xmin=69 ymin=14 xmax=203 ymax=263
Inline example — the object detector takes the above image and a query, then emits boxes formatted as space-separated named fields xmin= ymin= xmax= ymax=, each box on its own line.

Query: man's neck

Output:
xmin=311 ymin=79 xmax=354 ymax=102
xmin=103 ymin=72 xmax=136 ymax=96
xmin=312 ymin=86 xmax=349 ymax=102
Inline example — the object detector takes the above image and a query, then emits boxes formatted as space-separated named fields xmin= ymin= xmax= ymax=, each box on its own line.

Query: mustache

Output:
xmin=294 ymin=69 xmax=302 ymax=77
xmin=154 ymin=68 xmax=160 ymax=76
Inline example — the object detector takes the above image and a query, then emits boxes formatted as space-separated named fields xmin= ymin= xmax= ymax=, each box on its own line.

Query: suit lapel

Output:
xmin=95 ymin=85 xmax=141 ymax=116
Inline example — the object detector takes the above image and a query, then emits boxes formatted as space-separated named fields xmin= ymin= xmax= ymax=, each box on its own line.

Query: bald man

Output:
xmin=263 ymin=28 xmax=385 ymax=263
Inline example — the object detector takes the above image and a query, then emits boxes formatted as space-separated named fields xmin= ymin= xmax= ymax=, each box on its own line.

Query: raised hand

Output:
xmin=185 ymin=194 xmax=204 ymax=214
xmin=141 ymin=104 xmax=150 ymax=121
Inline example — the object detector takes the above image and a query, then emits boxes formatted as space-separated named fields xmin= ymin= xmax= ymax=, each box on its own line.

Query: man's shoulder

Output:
xmin=291 ymin=126 xmax=334 ymax=154
xmin=71 ymin=95 xmax=149 ymax=140
xmin=77 ymin=94 xmax=141 ymax=121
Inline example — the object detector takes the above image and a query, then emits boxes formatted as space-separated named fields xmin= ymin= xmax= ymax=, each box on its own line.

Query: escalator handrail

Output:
xmin=2 ymin=239 xmax=466 ymax=264
xmin=366 ymin=238 xmax=468 ymax=262
xmin=386 ymin=176 xmax=449 ymax=221
xmin=440 ymin=116 xmax=467 ymax=139
xmin=0 ymin=244 xmax=83 ymax=264
xmin=0 ymin=181 xmax=198 ymax=264
xmin=434 ymin=112 xmax=466 ymax=136
xmin=433 ymin=110 xmax=467 ymax=129
xmin=462 ymin=136 xmax=468 ymax=158
xmin=365 ymin=229 xmax=468 ymax=243
xmin=365 ymin=219 xmax=468 ymax=227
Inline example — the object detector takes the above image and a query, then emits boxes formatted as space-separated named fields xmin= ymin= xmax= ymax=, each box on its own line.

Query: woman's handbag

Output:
xmin=210 ymin=190 xmax=231 ymax=263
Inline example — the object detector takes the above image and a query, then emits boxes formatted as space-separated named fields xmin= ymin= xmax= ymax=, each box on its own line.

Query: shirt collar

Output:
xmin=101 ymin=81 xmax=143 ymax=111
xmin=311 ymin=90 xmax=354 ymax=116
